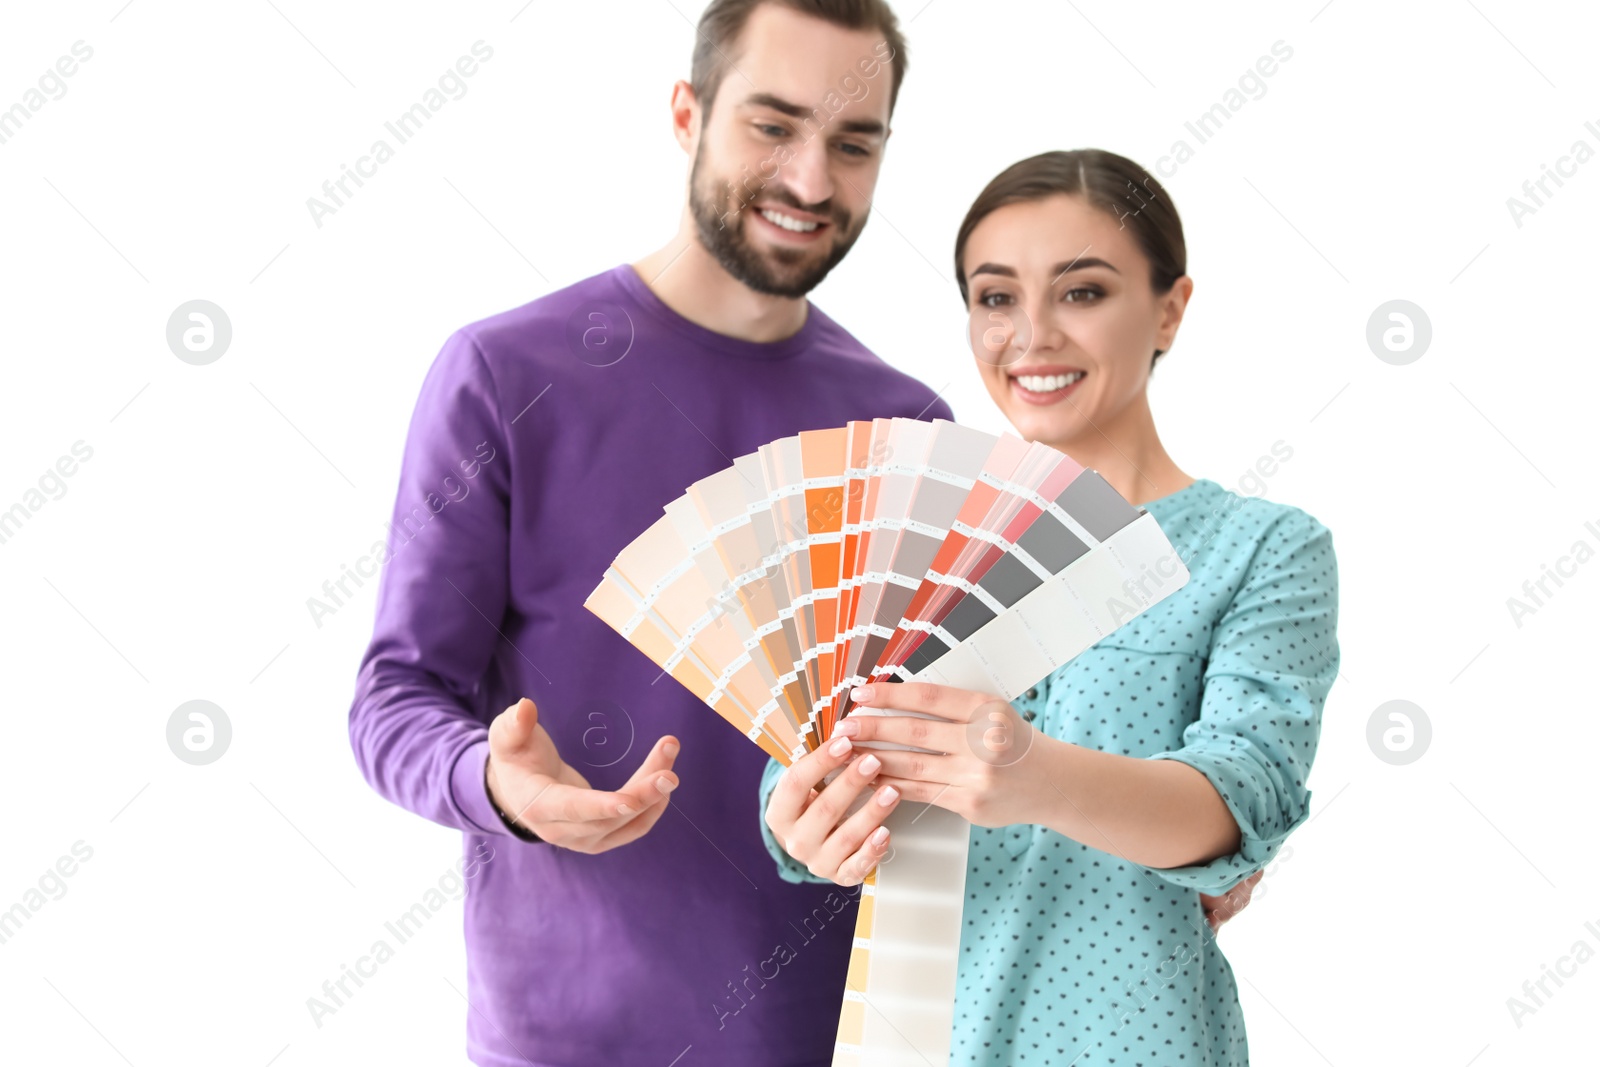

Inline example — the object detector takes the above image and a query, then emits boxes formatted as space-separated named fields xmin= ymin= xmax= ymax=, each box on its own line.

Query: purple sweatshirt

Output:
xmin=349 ymin=263 xmax=954 ymax=1067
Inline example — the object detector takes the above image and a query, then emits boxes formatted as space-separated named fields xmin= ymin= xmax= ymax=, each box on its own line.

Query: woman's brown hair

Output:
xmin=954 ymin=149 xmax=1187 ymax=370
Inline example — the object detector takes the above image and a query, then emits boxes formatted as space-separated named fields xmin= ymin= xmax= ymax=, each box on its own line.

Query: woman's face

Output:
xmin=962 ymin=193 xmax=1189 ymax=450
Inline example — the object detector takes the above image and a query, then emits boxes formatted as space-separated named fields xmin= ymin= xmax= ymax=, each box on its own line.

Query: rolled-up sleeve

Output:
xmin=347 ymin=328 xmax=518 ymax=838
xmin=1141 ymin=509 xmax=1340 ymax=893
xmin=757 ymin=756 xmax=833 ymax=884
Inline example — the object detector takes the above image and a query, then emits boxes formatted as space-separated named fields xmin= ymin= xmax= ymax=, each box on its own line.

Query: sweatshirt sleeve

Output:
xmin=757 ymin=756 xmax=833 ymax=884
xmin=1140 ymin=509 xmax=1340 ymax=894
xmin=347 ymin=329 xmax=519 ymax=838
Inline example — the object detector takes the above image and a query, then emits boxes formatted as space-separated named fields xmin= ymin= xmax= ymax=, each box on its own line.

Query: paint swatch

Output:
xmin=585 ymin=417 xmax=1192 ymax=1066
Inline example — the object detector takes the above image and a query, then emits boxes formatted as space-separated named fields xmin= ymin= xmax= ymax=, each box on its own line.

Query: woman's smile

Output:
xmin=1008 ymin=365 xmax=1088 ymax=405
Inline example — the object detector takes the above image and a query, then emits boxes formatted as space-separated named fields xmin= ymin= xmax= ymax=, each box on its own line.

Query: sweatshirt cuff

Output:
xmin=449 ymin=736 xmax=515 ymax=837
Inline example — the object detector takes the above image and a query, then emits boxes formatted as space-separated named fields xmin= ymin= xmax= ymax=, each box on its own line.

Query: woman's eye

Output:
xmin=1062 ymin=287 xmax=1102 ymax=303
xmin=979 ymin=292 xmax=1013 ymax=308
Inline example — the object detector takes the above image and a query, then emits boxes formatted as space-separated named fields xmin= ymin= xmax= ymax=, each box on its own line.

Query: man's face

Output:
xmin=688 ymin=4 xmax=894 ymax=298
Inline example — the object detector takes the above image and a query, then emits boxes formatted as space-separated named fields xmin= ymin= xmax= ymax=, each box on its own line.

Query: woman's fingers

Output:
xmin=834 ymin=824 xmax=893 ymax=886
xmin=834 ymin=710 xmax=959 ymax=752
xmin=788 ymin=747 xmax=883 ymax=862
xmin=765 ymin=734 xmax=865 ymax=835
xmin=809 ymin=782 xmax=901 ymax=881
xmin=848 ymin=682 xmax=990 ymax=722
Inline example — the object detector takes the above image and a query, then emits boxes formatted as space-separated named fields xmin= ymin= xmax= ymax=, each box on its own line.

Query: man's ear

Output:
xmin=669 ymin=79 xmax=700 ymax=155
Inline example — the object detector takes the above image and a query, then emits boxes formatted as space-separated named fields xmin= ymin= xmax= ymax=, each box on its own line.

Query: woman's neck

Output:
xmin=1047 ymin=394 xmax=1192 ymax=508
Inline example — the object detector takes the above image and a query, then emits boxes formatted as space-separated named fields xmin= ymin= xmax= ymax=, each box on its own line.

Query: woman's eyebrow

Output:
xmin=1050 ymin=256 xmax=1119 ymax=279
xmin=968 ymin=256 xmax=1121 ymax=282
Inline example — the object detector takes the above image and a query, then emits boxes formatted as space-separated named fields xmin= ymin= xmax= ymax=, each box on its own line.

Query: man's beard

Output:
xmin=688 ymin=144 xmax=864 ymax=299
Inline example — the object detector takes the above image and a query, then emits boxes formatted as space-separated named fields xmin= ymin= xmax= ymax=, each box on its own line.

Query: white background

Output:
xmin=1 ymin=0 xmax=1597 ymax=1064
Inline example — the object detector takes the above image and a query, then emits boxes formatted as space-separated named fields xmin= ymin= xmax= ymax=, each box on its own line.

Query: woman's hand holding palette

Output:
xmin=585 ymin=417 xmax=1191 ymax=1066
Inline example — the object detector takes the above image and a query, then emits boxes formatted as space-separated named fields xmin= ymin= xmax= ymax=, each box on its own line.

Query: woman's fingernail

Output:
xmin=877 ymin=785 xmax=899 ymax=807
xmin=857 ymin=754 xmax=881 ymax=777
xmin=829 ymin=735 xmax=853 ymax=757
xmin=851 ymin=685 xmax=874 ymax=703
xmin=656 ymin=776 xmax=676 ymax=794
xmin=617 ymin=804 xmax=635 ymax=816
xmin=870 ymin=826 xmax=889 ymax=846
xmin=663 ymin=740 xmax=679 ymax=759
xmin=835 ymin=718 xmax=860 ymax=738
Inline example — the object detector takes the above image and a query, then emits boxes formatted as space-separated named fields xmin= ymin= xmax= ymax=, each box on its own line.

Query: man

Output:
xmin=348 ymin=2 xmax=946 ymax=1064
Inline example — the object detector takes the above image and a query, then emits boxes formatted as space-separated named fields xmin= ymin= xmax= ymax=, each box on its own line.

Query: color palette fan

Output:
xmin=585 ymin=417 xmax=1191 ymax=1066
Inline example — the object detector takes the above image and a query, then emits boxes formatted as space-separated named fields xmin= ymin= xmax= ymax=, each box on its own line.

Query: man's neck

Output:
xmin=631 ymin=215 xmax=810 ymax=344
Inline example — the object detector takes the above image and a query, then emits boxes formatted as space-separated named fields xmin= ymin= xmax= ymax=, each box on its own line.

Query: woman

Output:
xmin=760 ymin=149 xmax=1340 ymax=1064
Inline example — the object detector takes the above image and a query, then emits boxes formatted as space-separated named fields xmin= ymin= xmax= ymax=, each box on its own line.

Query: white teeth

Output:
xmin=1015 ymin=371 xmax=1085 ymax=393
xmin=759 ymin=208 xmax=820 ymax=233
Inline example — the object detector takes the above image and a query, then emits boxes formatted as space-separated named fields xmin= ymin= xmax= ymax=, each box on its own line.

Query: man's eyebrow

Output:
xmin=742 ymin=92 xmax=885 ymax=136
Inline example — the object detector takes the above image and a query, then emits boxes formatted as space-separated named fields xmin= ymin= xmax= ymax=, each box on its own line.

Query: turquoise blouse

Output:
xmin=758 ymin=477 xmax=1340 ymax=1065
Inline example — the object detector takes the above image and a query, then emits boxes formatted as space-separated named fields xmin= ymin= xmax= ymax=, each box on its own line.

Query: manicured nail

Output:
xmin=851 ymin=685 xmax=874 ymax=703
xmin=869 ymin=826 xmax=889 ymax=846
xmin=877 ymin=785 xmax=899 ymax=807
xmin=616 ymin=804 xmax=635 ymax=816
xmin=656 ymin=776 xmax=676 ymax=794
xmin=857 ymin=754 xmax=880 ymax=777
xmin=829 ymin=735 xmax=853 ymax=757
xmin=834 ymin=718 xmax=860 ymax=738
xmin=662 ymin=740 xmax=679 ymax=759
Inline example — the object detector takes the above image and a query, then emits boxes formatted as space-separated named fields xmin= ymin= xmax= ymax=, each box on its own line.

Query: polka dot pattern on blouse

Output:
xmin=759 ymin=477 xmax=1341 ymax=1065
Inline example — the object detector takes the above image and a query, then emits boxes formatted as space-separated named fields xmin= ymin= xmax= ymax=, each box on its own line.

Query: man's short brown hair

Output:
xmin=690 ymin=0 xmax=909 ymax=120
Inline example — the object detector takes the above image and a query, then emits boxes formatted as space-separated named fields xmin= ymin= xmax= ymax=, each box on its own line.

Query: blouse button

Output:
xmin=1025 ymin=687 xmax=1038 ymax=700
xmin=1021 ymin=708 xmax=1036 ymax=723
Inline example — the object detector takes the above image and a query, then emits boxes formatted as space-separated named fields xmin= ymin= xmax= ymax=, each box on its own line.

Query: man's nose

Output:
xmin=775 ymin=138 xmax=835 ymax=210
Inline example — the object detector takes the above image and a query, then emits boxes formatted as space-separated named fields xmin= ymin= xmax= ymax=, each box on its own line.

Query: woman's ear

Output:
xmin=1154 ymin=275 xmax=1195 ymax=356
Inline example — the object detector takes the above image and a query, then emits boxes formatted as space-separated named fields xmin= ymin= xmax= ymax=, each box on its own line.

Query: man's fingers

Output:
xmin=591 ymin=788 xmax=674 ymax=852
xmin=491 ymin=697 xmax=538 ymax=752
xmin=619 ymin=735 xmax=681 ymax=799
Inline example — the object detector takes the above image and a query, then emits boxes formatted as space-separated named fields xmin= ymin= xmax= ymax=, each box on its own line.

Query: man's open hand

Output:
xmin=485 ymin=697 xmax=679 ymax=853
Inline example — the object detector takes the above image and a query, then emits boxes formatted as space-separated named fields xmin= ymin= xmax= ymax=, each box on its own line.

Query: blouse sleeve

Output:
xmin=1140 ymin=507 xmax=1340 ymax=894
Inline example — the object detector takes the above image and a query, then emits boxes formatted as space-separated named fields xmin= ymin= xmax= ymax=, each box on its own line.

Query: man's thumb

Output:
xmin=501 ymin=697 xmax=538 ymax=746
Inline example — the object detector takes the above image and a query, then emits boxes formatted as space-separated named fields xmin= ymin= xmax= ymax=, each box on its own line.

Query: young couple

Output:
xmin=349 ymin=1 xmax=1340 ymax=1065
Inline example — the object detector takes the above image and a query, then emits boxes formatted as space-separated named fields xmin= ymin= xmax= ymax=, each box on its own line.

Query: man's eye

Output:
xmin=757 ymin=123 xmax=787 ymax=137
xmin=837 ymin=143 xmax=869 ymax=157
